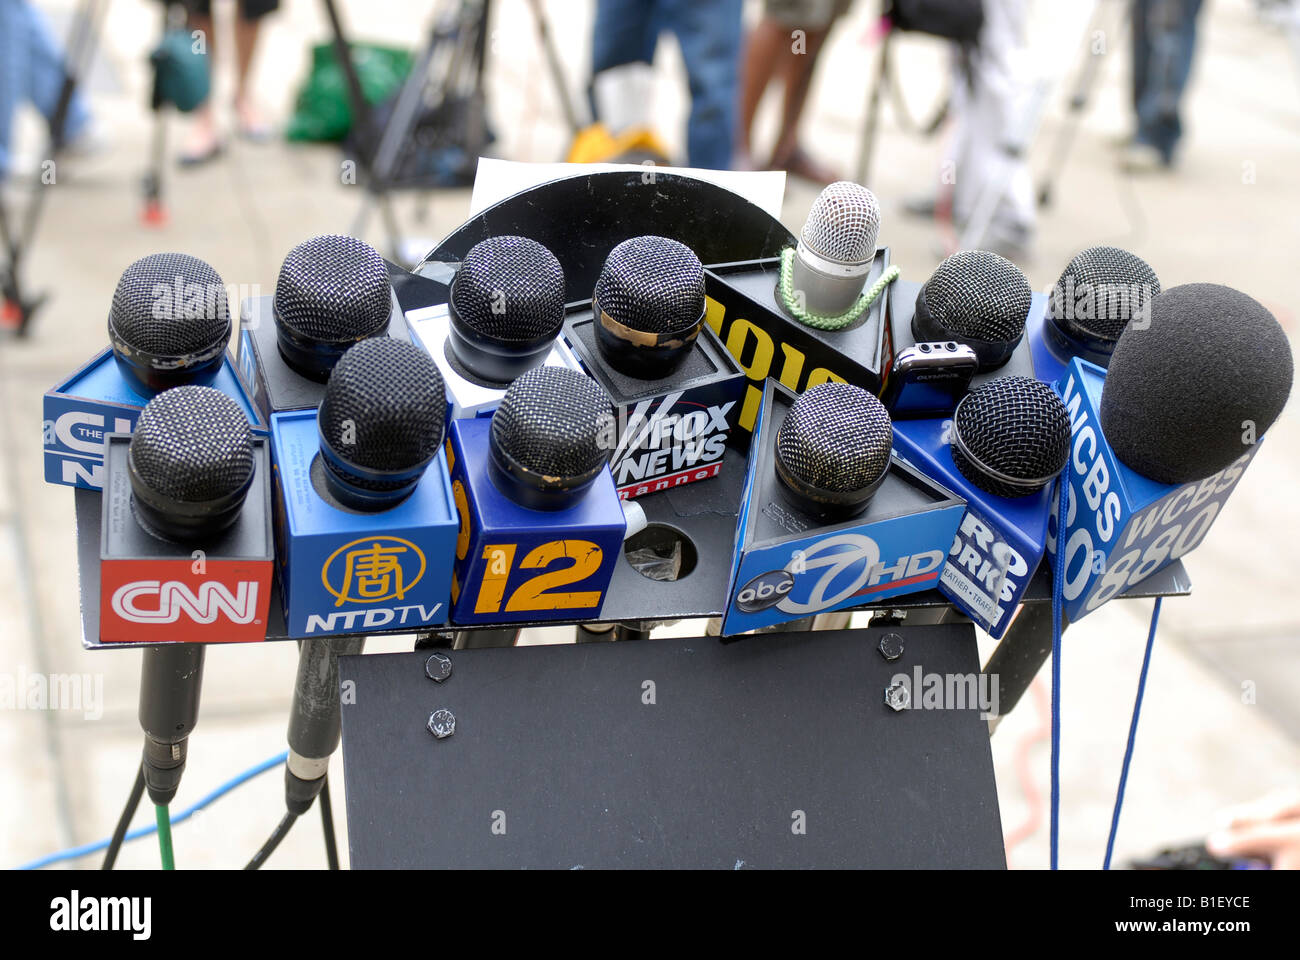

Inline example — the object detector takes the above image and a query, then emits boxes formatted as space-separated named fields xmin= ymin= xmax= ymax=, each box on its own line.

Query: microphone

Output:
xmin=1043 ymin=246 xmax=1160 ymax=369
xmin=721 ymin=380 xmax=965 ymax=635
xmin=1099 ymin=283 xmax=1292 ymax=485
xmin=316 ymin=338 xmax=446 ymax=511
xmin=1053 ymin=282 xmax=1292 ymax=620
xmin=912 ymin=250 xmax=1032 ymax=372
xmin=273 ymin=235 xmax=393 ymax=382
xmin=445 ymin=366 xmax=627 ymax=625
xmin=270 ymin=338 xmax=458 ymax=638
xmin=446 ymin=235 xmax=567 ymax=384
xmin=891 ymin=376 xmax=1069 ymax=638
xmin=592 ymin=235 xmax=706 ymax=379
xmin=950 ymin=377 xmax=1071 ymax=499
xmin=115 ymin=389 xmax=269 ymax=804
xmin=108 ymin=252 xmax=231 ymax=396
xmin=488 ymin=365 xmax=617 ymax=511
xmin=128 ymin=386 xmax=256 ymax=541
xmin=787 ymin=181 xmax=881 ymax=319
xmin=774 ymin=382 xmax=892 ymax=522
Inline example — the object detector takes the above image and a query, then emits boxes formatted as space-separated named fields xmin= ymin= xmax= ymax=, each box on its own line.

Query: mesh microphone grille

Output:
xmin=952 ymin=377 xmax=1070 ymax=497
xmin=777 ymin=383 xmax=892 ymax=492
xmin=491 ymin=366 xmax=614 ymax=479
xmin=129 ymin=386 xmax=253 ymax=501
xmin=110 ymin=253 xmax=229 ymax=355
xmin=593 ymin=236 xmax=705 ymax=334
xmin=274 ymin=235 xmax=391 ymax=340
xmin=923 ymin=250 xmax=1032 ymax=343
xmin=319 ymin=339 xmax=445 ymax=479
xmin=1049 ymin=246 xmax=1161 ymax=341
xmin=800 ymin=181 xmax=880 ymax=264
xmin=449 ymin=236 xmax=565 ymax=341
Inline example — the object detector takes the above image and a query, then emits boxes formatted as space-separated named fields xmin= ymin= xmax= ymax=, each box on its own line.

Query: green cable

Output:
xmin=777 ymin=247 xmax=901 ymax=331
xmin=155 ymin=804 xmax=175 ymax=870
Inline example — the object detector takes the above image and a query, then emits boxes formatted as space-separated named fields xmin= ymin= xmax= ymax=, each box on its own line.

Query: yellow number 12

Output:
xmin=474 ymin=540 xmax=605 ymax=615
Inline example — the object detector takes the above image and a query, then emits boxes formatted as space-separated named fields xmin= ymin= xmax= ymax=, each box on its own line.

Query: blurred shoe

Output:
xmin=979 ymin=221 xmax=1035 ymax=265
xmin=179 ymin=111 xmax=223 ymax=167
xmin=902 ymin=193 xmax=968 ymax=225
xmin=770 ymin=145 xmax=841 ymax=186
xmin=1119 ymin=141 xmax=1173 ymax=173
xmin=235 ymin=97 xmax=273 ymax=144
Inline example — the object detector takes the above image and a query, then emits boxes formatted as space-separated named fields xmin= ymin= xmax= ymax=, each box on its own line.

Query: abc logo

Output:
xmin=736 ymin=570 xmax=794 ymax=613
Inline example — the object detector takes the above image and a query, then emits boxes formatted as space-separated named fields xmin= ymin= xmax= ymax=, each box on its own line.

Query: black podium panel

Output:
xmin=339 ymin=625 xmax=1006 ymax=869
xmin=416 ymin=172 xmax=796 ymax=304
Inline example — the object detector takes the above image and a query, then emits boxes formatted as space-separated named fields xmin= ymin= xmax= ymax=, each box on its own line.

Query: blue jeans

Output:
xmin=1131 ymin=0 xmax=1204 ymax=162
xmin=590 ymin=0 xmax=744 ymax=170
xmin=0 ymin=0 xmax=91 ymax=176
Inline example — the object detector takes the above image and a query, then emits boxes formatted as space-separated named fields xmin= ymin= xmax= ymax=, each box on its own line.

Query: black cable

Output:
xmin=101 ymin=764 xmax=146 ymax=870
xmin=320 ymin=777 xmax=339 ymax=870
xmin=244 ymin=812 xmax=298 ymax=871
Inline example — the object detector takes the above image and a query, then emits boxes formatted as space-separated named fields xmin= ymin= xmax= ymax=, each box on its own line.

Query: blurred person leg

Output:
xmin=664 ymin=0 xmax=744 ymax=169
xmin=1124 ymin=0 xmax=1204 ymax=171
xmin=180 ymin=0 xmax=221 ymax=165
xmin=234 ymin=0 xmax=277 ymax=140
xmin=589 ymin=0 xmax=661 ymax=119
xmin=739 ymin=0 xmax=848 ymax=183
xmin=0 ymin=0 xmax=93 ymax=179
xmin=945 ymin=0 xmax=1035 ymax=259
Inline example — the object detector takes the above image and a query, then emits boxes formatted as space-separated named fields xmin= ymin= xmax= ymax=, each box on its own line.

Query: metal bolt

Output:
xmin=425 ymin=653 xmax=453 ymax=683
xmin=427 ymin=708 xmax=456 ymax=739
xmin=884 ymin=681 xmax=911 ymax=712
xmin=878 ymin=632 xmax=904 ymax=661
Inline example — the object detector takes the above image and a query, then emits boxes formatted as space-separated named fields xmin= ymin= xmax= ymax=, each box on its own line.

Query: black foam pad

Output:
xmin=1100 ymin=283 xmax=1293 ymax=484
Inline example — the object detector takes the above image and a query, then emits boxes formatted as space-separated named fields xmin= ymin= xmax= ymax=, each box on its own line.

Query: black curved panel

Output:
xmin=418 ymin=172 xmax=796 ymax=303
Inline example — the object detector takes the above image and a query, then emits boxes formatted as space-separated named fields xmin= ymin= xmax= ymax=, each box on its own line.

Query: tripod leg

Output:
xmin=1036 ymin=0 xmax=1125 ymax=208
xmin=855 ymin=29 xmax=891 ymax=187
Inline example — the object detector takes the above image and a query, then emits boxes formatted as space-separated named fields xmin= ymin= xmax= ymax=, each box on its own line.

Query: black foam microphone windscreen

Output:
xmin=128 ymin=386 xmax=255 ymax=541
xmin=447 ymin=235 xmax=566 ymax=384
xmin=273 ymin=235 xmax=393 ymax=382
xmin=592 ymin=235 xmax=706 ymax=379
xmin=913 ymin=250 xmax=1032 ymax=371
xmin=1099 ymin=283 xmax=1293 ymax=484
xmin=317 ymin=338 xmax=446 ymax=511
xmin=951 ymin=377 xmax=1071 ymax=498
xmin=790 ymin=181 xmax=881 ymax=318
xmin=775 ymin=382 xmax=893 ymax=521
xmin=109 ymin=253 xmax=231 ymax=396
xmin=1046 ymin=246 xmax=1160 ymax=366
xmin=489 ymin=365 xmax=616 ymax=510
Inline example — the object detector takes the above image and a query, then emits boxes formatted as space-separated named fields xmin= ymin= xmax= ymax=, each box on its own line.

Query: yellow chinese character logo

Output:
xmin=322 ymin=536 xmax=426 ymax=607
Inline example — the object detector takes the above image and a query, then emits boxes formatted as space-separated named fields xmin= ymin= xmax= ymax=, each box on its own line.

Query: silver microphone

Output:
xmin=789 ymin=181 xmax=880 ymax=317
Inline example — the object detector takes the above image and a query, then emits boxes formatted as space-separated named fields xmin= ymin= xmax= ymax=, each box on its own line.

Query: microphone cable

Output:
xmin=1103 ymin=598 xmax=1162 ymax=870
xmin=320 ymin=777 xmax=340 ymax=870
xmin=1049 ymin=476 xmax=1067 ymax=870
xmin=101 ymin=764 xmax=146 ymax=870
xmin=22 ymin=751 xmax=287 ymax=870
xmin=245 ymin=812 xmax=299 ymax=871
xmin=155 ymin=804 xmax=175 ymax=870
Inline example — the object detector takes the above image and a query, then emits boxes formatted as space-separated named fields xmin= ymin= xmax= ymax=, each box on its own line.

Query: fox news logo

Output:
xmin=110 ymin=580 xmax=260 ymax=624
xmin=611 ymin=392 xmax=734 ymax=498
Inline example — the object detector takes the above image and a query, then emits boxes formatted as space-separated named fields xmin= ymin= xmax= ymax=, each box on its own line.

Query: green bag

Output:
xmin=285 ymin=42 xmax=413 ymax=142
xmin=150 ymin=29 xmax=211 ymax=113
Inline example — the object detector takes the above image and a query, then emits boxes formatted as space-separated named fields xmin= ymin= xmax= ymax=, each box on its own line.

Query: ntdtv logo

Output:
xmin=110 ymin=580 xmax=260 ymax=624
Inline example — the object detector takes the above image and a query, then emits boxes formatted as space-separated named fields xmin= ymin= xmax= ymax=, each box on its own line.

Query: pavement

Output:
xmin=1 ymin=0 xmax=1297 ymax=870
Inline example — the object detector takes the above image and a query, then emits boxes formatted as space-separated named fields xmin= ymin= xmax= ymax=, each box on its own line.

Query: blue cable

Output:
xmin=1049 ymin=477 xmax=1068 ymax=871
xmin=1103 ymin=597 xmax=1162 ymax=870
xmin=17 ymin=751 xmax=288 ymax=870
